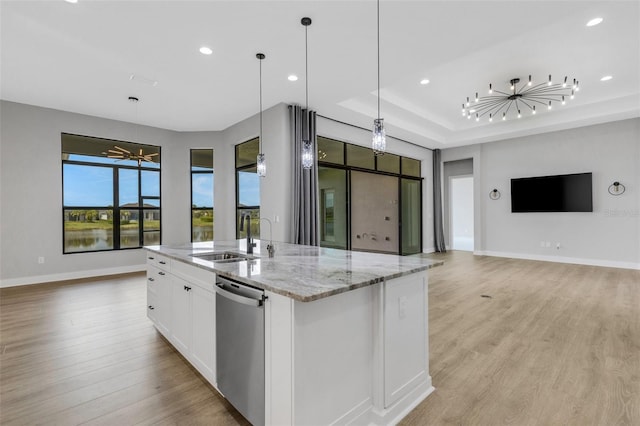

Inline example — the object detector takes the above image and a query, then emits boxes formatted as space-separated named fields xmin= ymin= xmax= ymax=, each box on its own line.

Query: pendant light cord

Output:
xmin=305 ymin=25 xmax=309 ymax=111
xmin=259 ymin=56 xmax=263 ymax=152
xmin=377 ymin=0 xmax=380 ymax=120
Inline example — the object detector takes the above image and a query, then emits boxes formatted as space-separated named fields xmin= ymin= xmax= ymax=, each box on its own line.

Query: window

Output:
xmin=62 ymin=133 xmax=161 ymax=253
xmin=191 ymin=149 xmax=214 ymax=242
xmin=235 ymin=138 xmax=260 ymax=238
xmin=317 ymin=136 xmax=422 ymax=254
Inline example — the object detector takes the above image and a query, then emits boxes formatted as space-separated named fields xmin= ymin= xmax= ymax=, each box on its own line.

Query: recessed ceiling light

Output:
xmin=600 ymin=75 xmax=613 ymax=81
xmin=65 ymin=0 xmax=78 ymax=3
xmin=420 ymin=79 xmax=430 ymax=85
xmin=586 ymin=17 xmax=603 ymax=27
xmin=288 ymin=75 xmax=298 ymax=81
xmin=199 ymin=46 xmax=213 ymax=55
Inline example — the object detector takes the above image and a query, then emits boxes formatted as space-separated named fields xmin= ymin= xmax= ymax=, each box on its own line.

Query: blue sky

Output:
xmin=63 ymin=163 xmax=160 ymax=207
xmin=64 ymin=156 xmax=259 ymax=208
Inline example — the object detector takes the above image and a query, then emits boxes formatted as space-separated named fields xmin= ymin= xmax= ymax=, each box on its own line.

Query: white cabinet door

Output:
xmin=190 ymin=284 xmax=216 ymax=384
xmin=171 ymin=276 xmax=192 ymax=354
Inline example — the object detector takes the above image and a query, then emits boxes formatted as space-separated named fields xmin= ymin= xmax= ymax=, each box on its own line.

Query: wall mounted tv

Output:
xmin=511 ymin=172 xmax=593 ymax=213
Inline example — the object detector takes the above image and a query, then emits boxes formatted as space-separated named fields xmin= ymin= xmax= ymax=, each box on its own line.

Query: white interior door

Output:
xmin=450 ymin=176 xmax=474 ymax=251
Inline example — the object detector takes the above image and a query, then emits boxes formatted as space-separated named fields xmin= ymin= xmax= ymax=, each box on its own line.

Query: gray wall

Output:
xmin=0 ymin=100 xmax=292 ymax=285
xmin=442 ymin=118 xmax=640 ymax=268
xmin=0 ymin=101 xmax=190 ymax=284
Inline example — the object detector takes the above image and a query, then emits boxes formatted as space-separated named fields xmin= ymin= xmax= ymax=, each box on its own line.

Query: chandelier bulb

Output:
xmin=528 ymin=75 xmax=532 ymax=86
xmin=489 ymin=83 xmax=492 ymax=94
xmin=575 ymin=80 xmax=580 ymax=91
xmin=548 ymin=74 xmax=552 ymax=86
xmin=532 ymin=106 xmax=536 ymax=114
xmin=475 ymin=92 xmax=479 ymax=103
xmin=548 ymin=101 xmax=552 ymax=110
xmin=563 ymin=76 xmax=568 ymax=87
xmin=502 ymin=112 xmax=506 ymax=120
xmin=467 ymin=114 xmax=471 ymax=120
xmin=489 ymin=113 xmax=493 ymax=122
xmin=562 ymin=96 xmax=566 ymax=105
xmin=517 ymin=110 xmax=521 ymax=118
xmin=475 ymin=113 xmax=479 ymax=122
xmin=466 ymin=97 xmax=470 ymax=107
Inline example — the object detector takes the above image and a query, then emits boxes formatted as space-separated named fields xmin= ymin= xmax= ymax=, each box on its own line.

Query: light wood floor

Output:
xmin=1 ymin=253 xmax=638 ymax=425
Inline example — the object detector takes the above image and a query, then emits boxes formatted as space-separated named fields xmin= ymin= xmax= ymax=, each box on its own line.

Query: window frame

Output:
xmin=61 ymin=133 xmax=161 ymax=254
xmin=316 ymin=136 xmax=423 ymax=255
xmin=190 ymin=149 xmax=214 ymax=242
xmin=235 ymin=138 xmax=261 ymax=239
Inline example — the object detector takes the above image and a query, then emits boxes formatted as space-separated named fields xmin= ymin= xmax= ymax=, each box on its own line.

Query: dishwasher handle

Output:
xmin=215 ymin=283 xmax=265 ymax=307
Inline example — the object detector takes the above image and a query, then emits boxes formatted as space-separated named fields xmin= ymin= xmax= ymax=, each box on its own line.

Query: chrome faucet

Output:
xmin=239 ymin=212 xmax=256 ymax=254
xmin=260 ymin=217 xmax=275 ymax=258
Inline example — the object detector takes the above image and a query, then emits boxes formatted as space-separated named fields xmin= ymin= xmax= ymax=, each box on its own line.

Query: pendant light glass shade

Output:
xmin=301 ymin=17 xmax=313 ymax=170
xmin=302 ymin=139 xmax=313 ymax=169
xmin=257 ymin=153 xmax=266 ymax=177
xmin=372 ymin=118 xmax=386 ymax=155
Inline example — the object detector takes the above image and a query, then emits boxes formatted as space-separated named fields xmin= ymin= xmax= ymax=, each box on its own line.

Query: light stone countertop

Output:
xmin=145 ymin=240 xmax=443 ymax=302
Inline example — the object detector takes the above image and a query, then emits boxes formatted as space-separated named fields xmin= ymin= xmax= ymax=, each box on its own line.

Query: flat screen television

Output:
xmin=511 ymin=172 xmax=593 ymax=213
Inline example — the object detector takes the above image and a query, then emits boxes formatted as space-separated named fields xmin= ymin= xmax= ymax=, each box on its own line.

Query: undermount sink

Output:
xmin=190 ymin=251 xmax=254 ymax=263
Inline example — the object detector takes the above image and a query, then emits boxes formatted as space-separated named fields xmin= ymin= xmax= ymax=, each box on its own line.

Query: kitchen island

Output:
xmin=145 ymin=240 xmax=442 ymax=426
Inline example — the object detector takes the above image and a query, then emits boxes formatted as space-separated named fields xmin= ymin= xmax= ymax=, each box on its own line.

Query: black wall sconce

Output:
xmin=608 ymin=181 xmax=625 ymax=196
xmin=489 ymin=188 xmax=501 ymax=200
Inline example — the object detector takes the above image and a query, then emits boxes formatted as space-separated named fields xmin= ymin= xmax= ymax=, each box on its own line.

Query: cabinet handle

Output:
xmin=159 ymin=261 xmax=166 ymax=265
xmin=148 ymin=277 xmax=155 ymax=282
xmin=184 ymin=286 xmax=192 ymax=292
xmin=148 ymin=305 xmax=155 ymax=310
xmin=158 ymin=272 xmax=165 ymax=276
xmin=148 ymin=256 xmax=155 ymax=260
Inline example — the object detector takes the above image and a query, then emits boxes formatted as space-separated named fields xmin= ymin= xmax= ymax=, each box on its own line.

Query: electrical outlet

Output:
xmin=38 ymin=256 xmax=45 ymax=264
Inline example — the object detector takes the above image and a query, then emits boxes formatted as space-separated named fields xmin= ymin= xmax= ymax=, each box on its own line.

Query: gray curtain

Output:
xmin=290 ymin=105 xmax=320 ymax=245
xmin=433 ymin=149 xmax=446 ymax=252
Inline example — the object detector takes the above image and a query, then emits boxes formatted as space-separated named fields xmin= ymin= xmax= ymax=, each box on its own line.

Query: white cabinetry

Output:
xmin=190 ymin=284 xmax=216 ymax=382
xmin=170 ymin=276 xmax=192 ymax=354
xmin=146 ymin=254 xmax=171 ymax=336
xmin=146 ymin=251 xmax=216 ymax=386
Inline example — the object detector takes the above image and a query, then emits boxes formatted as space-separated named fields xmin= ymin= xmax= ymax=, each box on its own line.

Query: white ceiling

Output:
xmin=2 ymin=0 xmax=639 ymax=149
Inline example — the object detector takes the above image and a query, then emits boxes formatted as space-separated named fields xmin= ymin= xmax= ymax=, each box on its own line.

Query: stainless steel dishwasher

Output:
xmin=215 ymin=276 xmax=266 ymax=426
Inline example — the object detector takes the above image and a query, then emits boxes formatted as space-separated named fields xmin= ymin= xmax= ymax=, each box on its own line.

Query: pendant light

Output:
xmin=256 ymin=53 xmax=267 ymax=177
xmin=372 ymin=0 xmax=386 ymax=155
xmin=301 ymin=17 xmax=313 ymax=170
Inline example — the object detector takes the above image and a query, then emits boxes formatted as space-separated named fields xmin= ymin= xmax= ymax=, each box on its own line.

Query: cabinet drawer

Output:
xmin=146 ymin=252 xmax=171 ymax=271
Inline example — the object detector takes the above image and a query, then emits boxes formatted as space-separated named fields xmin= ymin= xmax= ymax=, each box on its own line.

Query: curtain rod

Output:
xmin=316 ymin=113 xmax=434 ymax=152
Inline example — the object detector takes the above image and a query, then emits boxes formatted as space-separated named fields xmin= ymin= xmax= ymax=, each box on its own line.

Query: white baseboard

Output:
xmin=0 ymin=264 xmax=147 ymax=288
xmin=475 ymin=251 xmax=640 ymax=271
xmin=422 ymin=247 xmax=436 ymax=254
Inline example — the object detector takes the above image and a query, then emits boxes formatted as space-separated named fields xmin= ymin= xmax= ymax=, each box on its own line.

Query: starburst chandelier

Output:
xmin=463 ymin=75 xmax=579 ymax=122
